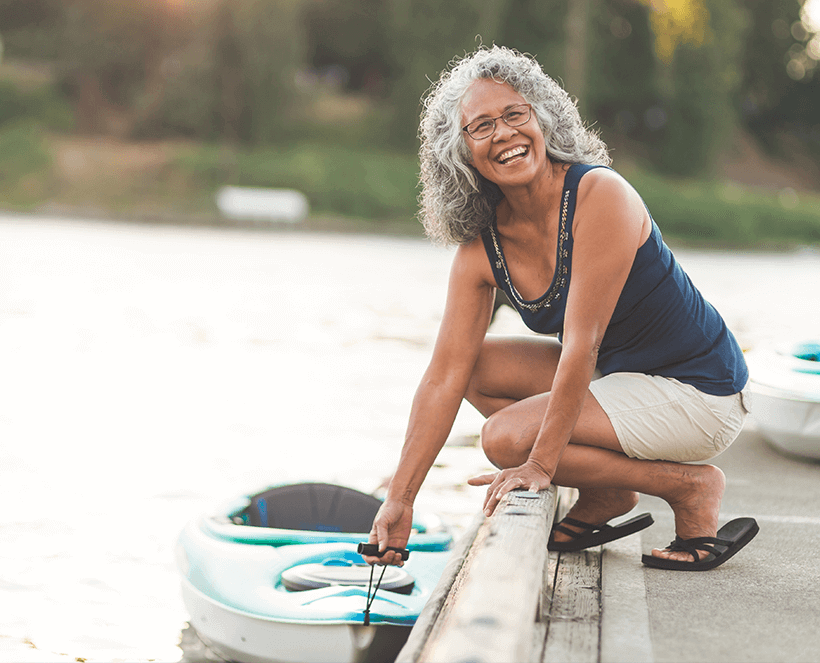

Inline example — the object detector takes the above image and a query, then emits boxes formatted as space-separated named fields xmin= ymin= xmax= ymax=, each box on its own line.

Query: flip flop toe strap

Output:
xmin=667 ymin=535 xmax=733 ymax=562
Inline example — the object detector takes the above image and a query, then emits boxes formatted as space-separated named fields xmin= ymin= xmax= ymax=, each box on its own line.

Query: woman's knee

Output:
xmin=480 ymin=413 xmax=507 ymax=468
xmin=480 ymin=409 xmax=534 ymax=469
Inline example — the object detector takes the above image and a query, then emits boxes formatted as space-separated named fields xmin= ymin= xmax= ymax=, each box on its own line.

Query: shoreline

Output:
xmin=3 ymin=206 xmax=819 ymax=254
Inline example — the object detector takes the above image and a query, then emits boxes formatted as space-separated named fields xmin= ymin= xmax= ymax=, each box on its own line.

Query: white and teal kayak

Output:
xmin=746 ymin=341 xmax=820 ymax=461
xmin=176 ymin=483 xmax=452 ymax=663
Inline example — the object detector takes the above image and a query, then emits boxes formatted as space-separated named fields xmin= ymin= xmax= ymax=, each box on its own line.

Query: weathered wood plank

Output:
xmin=542 ymin=547 xmax=602 ymax=663
xmin=531 ymin=487 xmax=575 ymax=663
xmin=417 ymin=487 xmax=557 ymax=663
xmin=530 ymin=549 xmax=558 ymax=663
xmin=395 ymin=514 xmax=484 ymax=663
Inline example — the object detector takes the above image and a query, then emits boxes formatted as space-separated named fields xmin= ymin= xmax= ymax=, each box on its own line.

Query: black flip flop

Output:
xmin=641 ymin=517 xmax=759 ymax=571
xmin=548 ymin=512 xmax=654 ymax=552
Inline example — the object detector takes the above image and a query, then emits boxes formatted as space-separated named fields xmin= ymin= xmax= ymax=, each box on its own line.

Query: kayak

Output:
xmin=745 ymin=341 xmax=820 ymax=461
xmin=176 ymin=483 xmax=453 ymax=663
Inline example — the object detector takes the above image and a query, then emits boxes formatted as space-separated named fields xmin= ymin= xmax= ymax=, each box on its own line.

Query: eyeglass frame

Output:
xmin=462 ymin=103 xmax=533 ymax=140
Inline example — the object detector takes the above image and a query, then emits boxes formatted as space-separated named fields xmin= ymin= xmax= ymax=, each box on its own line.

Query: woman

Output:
xmin=364 ymin=45 xmax=757 ymax=571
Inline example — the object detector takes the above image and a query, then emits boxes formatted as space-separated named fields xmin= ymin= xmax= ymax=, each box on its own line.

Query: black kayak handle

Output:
xmin=357 ymin=542 xmax=410 ymax=560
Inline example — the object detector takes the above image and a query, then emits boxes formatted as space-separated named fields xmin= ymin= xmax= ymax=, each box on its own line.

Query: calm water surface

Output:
xmin=1 ymin=215 xmax=818 ymax=662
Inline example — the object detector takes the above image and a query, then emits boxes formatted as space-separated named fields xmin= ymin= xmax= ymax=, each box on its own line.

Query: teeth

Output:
xmin=498 ymin=146 xmax=527 ymax=163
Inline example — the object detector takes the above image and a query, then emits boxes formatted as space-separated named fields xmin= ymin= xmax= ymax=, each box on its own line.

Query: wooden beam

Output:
xmin=412 ymin=487 xmax=558 ymax=663
xmin=395 ymin=513 xmax=485 ymax=663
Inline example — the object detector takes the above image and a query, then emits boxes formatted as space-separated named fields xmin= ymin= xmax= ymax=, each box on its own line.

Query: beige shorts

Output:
xmin=588 ymin=373 xmax=749 ymax=462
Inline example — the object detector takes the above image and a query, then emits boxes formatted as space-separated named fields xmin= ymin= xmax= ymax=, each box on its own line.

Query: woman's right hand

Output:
xmin=363 ymin=499 xmax=414 ymax=566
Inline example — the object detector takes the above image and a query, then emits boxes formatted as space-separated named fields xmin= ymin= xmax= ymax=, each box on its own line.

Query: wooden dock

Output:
xmin=396 ymin=486 xmax=650 ymax=663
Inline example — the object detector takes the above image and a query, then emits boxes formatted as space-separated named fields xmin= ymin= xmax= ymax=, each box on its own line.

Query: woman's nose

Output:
xmin=492 ymin=123 xmax=518 ymax=142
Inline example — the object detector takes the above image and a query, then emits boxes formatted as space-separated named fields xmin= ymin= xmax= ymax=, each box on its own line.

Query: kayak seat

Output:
xmin=243 ymin=483 xmax=382 ymax=533
xmin=281 ymin=560 xmax=415 ymax=594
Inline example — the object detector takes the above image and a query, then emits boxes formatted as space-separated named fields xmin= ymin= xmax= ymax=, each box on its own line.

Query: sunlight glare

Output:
xmin=804 ymin=0 xmax=820 ymax=32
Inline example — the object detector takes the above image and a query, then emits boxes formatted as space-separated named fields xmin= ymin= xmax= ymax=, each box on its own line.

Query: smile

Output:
xmin=497 ymin=146 xmax=529 ymax=164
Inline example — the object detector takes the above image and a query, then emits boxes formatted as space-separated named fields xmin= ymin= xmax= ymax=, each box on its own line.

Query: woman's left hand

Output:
xmin=468 ymin=461 xmax=553 ymax=517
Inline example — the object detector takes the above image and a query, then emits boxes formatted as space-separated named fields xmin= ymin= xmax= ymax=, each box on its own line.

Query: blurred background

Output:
xmin=2 ymin=3 xmax=820 ymax=662
xmin=0 ymin=0 xmax=819 ymax=246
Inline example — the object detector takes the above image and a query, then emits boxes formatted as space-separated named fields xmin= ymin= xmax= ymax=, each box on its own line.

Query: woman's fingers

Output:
xmin=484 ymin=475 xmax=523 ymax=515
xmin=362 ymin=528 xmax=383 ymax=565
xmin=474 ymin=464 xmax=552 ymax=516
xmin=467 ymin=472 xmax=497 ymax=486
xmin=363 ymin=500 xmax=412 ymax=566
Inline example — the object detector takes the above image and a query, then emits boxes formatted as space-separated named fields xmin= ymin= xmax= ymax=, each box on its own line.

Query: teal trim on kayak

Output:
xmin=792 ymin=341 xmax=820 ymax=375
xmin=177 ymin=485 xmax=454 ymax=626
xmin=203 ymin=515 xmax=453 ymax=551
xmin=178 ymin=520 xmax=452 ymax=625
xmin=202 ymin=495 xmax=453 ymax=551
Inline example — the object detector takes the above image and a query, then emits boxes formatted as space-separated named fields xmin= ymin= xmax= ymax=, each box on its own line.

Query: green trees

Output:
xmin=1 ymin=0 xmax=817 ymax=178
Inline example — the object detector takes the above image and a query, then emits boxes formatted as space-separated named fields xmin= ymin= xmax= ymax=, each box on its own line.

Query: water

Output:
xmin=0 ymin=214 xmax=818 ymax=662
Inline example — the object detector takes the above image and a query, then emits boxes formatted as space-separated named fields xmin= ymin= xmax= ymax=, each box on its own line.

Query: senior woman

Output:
xmin=364 ymin=45 xmax=757 ymax=571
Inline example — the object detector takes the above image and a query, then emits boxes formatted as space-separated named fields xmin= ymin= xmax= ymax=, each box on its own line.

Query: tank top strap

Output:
xmin=562 ymin=163 xmax=608 ymax=244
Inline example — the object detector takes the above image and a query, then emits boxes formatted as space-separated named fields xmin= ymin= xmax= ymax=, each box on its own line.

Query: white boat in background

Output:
xmin=746 ymin=341 xmax=820 ymax=461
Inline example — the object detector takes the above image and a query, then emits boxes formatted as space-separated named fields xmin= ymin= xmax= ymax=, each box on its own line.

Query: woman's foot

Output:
xmin=651 ymin=464 xmax=726 ymax=562
xmin=551 ymin=487 xmax=640 ymax=544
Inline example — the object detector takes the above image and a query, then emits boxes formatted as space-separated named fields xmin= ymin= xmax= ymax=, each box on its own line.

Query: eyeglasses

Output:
xmin=462 ymin=104 xmax=533 ymax=140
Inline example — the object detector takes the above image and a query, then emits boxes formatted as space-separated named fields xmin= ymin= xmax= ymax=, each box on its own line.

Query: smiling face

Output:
xmin=460 ymin=78 xmax=549 ymax=189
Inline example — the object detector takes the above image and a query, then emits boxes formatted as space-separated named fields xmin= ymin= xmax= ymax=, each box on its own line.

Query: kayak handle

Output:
xmin=357 ymin=543 xmax=410 ymax=560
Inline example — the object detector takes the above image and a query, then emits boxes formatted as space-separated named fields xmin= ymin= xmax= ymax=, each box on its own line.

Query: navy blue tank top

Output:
xmin=480 ymin=164 xmax=748 ymax=396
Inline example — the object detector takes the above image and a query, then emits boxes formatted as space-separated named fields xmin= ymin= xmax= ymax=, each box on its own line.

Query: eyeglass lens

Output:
xmin=465 ymin=105 xmax=531 ymax=139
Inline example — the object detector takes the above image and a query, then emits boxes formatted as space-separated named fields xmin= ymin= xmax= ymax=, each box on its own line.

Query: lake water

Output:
xmin=1 ymin=214 xmax=818 ymax=662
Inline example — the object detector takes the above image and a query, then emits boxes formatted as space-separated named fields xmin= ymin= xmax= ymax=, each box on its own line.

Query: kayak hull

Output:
xmin=181 ymin=575 xmax=409 ymax=663
xmin=746 ymin=342 xmax=820 ymax=461
xmin=176 ymin=483 xmax=452 ymax=663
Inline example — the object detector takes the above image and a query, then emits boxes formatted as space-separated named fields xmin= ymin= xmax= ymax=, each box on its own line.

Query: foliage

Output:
xmin=175 ymin=140 xmax=820 ymax=248
xmin=587 ymin=1 xmax=660 ymax=144
xmin=225 ymin=0 xmax=307 ymax=144
xmin=379 ymin=0 xmax=514 ymax=148
xmin=0 ymin=0 xmax=64 ymax=58
xmin=738 ymin=0 xmax=820 ymax=157
xmin=6 ymin=0 xmax=306 ymax=143
xmin=652 ymin=0 xmax=749 ymax=176
xmin=629 ymin=167 xmax=820 ymax=246
xmin=0 ymin=79 xmax=73 ymax=130
xmin=0 ymin=121 xmax=51 ymax=206
xmin=1 ymin=0 xmax=819 ymax=229
xmin=177 ymin=142 xmax=421 ymax=220
xmin=302 ymin=0 xmax=391 ymax=92
xmin=499 ymin=0 xmax=569 ymax=80
xmin=638 ymin=0 xmax=710 ymax=64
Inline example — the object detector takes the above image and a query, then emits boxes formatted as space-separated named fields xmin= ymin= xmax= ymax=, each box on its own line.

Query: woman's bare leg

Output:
xmin=552 ymin=445 xmax=725 ymax=561
xmin=465 ymin=334 xmax=725 ymax=561
xmin=465 ymin=335 xmax=640 ymax=543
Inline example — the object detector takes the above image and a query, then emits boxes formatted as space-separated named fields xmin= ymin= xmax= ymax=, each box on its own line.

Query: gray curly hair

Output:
xmin=418 ymin=45 xmax=611 ymax=246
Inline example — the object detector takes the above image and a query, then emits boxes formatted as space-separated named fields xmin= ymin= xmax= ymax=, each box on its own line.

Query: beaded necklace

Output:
xmin=487 ymin=187 xmax=571 ymax=312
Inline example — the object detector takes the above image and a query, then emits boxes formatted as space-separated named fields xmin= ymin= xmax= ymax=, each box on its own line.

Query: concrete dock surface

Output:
xmin=601 ymin=424 xmax=820 ymax=663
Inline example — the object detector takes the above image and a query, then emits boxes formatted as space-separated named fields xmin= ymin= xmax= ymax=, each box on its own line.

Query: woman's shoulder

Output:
xmin=575 ymin=166 xmax=644 ymax=215
xmin=572 ymin=166 xmax=650 ymax=246
xmin=451 ymin=234 xmax=498 ymax=288
xmin=575 ymin=164 xmax=629 ymax=191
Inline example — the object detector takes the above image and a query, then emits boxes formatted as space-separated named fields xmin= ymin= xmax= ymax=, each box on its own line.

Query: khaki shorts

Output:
xmin=588 ymin=373 xmax=750 ymax=462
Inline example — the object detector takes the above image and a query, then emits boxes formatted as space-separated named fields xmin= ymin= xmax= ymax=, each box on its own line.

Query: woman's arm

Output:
xmin=365 ymin=238 xmax=496 ymax=564
xmin=474 ymin=170 xmax=649 ymax=514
